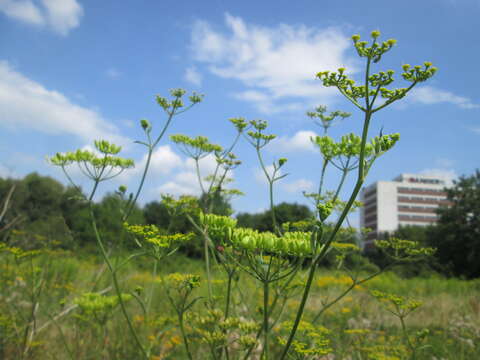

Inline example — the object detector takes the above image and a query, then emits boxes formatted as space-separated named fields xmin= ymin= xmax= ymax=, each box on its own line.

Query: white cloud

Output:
xmin=435 ymin=158 xmax=454 ymax=168
xmin=0 ymin=0 xmax=44 ymax=25
xmin=184 ymin=66 xmax=202 ymax=86
xmin=185 ymin=154 xmax=218 ymax=175
xmin=0 ymin=163 xmax=17 ymax=178
xmin=157 ymin=171 xmax=200 ymax=196
xmin=280 ymin=178 xmax=314 ymax=193
xmin=420 ymin=168 xmax=457 ymax=186
xmin=190 ymin=13 xmax=357 ymax=114
xmin=410 ymin=86 xmax=479 ymax=109
xmin=255 ymin=164 xmax=281 ymax=185
xmin=254 ymin=166 xmax=313 ymax=193
xmin=0 ymin=0 xmax=83 ymax=35
xmin=268 ymin=130 xmax=317 ymax=153
xmin=157 ymin=154 xmax=224 ymax=196
xmin=143 ymin=146 xmax=183 ymax=176
xmin=117 ymin=145 xmax=182 ymax=183
xmin=105 ymin=68 xmax=121 ymax=79
xmin=0 ymin=61 xmax=128 ymax=145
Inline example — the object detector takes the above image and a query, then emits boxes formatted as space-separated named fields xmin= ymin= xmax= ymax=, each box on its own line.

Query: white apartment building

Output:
xmin=360 ymin=173 xmax=452 ymax=247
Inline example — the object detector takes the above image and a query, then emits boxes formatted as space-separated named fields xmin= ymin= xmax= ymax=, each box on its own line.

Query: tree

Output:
xmin=0 ymin=173 xmax=78 ymax=248
xmin=367 ymin=225 xmax=436 ymax=277
xmin=236 ymin=202 xmax=313 ymax=232
xmin=428 ymin=170 xmax=480 ymax=278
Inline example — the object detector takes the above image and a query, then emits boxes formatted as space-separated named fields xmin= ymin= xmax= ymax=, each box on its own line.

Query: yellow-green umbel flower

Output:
xmin=199 ymin=212 xmax=237 ymax=244
xmin=170 ymin=134 xmax=223 ymax=159
xmin=230 ymin=228 xmax=313 ymax=257
xmin=124 ymin=223 xmax=194 ymax=259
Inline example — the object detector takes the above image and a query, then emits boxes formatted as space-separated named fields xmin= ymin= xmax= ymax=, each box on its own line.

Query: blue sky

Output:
xmin=0 ymin=0 xmax=478 ymax=225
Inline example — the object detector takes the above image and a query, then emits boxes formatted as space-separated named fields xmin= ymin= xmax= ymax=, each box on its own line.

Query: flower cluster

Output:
xmin=199 ymin=212 xmax=237 ymax=244
xmin=170 ymin=134 xmax=223 ymax=160
xmin=277 ymin=321 xmax=332 ymax=358
xmin=307 ymin=105 xmax=351 ymax=133
xmin=375 ymin=237 xmax=436 ymax=261
xmin=124 ymin=223 xmax=194 ymax=259
xmin=48 ymin=140 xmax=134 ymax=182
xmin=371 ymin=290 xmax=422 ymax=316
xmin=229 ymin=117 xmax=249 ymax=132
xmin=155 ymin=88 xmax=203 ymax=115
xmin=231 ymin=228 xmax=313 ymax=257
xmin=74 ymin=292 xmax=132 ymax=323
xmin=312 ymin=133 xmax=375 ymax=163
xmin=246 ymin=120 xmax=276 ymax=148
xmin=162 ymin=273 xmax=201 ymax=292
xmin=402 ymin=62 xmax=438 ymax=83
xmin=352 ymin=31 xmax=397 ymax=62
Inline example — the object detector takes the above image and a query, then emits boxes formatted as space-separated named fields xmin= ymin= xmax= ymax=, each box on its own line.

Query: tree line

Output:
xmin=0 ymin=171 xmax=479 ymax=278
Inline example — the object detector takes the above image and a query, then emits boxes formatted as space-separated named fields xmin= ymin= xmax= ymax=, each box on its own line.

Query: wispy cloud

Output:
xmin=105 ymin=67 xmax=121 ymax=79
xmin=184 ymin=66 xmax=202 ymax=86
xmin=0 ymin=0 xmax=83 ymax=36
xmin=190 ymin=13 xmax=357 ymax=114
xmin=118 ymin=145 xmax=183 ymax=182
xmin=280 ymin=178 xmax=314 ymax=193
xmin=420 ymin=168 xmax=457 ymax=185
xmin=157 ymin=154 xmax=220 ymax=196
xmin=0 ymin=61 xmax=128 ymax=145
xmin=268 ymin=130 xmax=317 ymax=153
xmin=410 ymin=86 xmax=479 ymax=109
xmin=0 ymin=163 xmax=17 ymax=178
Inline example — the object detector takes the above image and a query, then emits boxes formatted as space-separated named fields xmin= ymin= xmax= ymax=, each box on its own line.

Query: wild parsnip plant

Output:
xmin=0 ymin=30 xmax=453 ymax=359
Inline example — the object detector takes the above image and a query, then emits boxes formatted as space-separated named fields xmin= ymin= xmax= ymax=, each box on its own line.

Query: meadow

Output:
xmin=1 ymin=247 xmax=479 ymax=359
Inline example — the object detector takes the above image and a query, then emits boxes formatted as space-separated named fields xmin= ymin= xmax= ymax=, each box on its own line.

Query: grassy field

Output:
xmin=1 ymin=248 xmax=479 ymax=359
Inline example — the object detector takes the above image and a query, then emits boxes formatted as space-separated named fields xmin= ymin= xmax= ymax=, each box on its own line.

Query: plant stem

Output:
xmin=316 ymin=160 xmax=328 ymax=208
xmin=178 ymin=311 xmax=194 ymax=360
xmin=256 ymin=147 xmax=280 ymax=235
xmin=123 ymin=109 xmax=176 ymax=221
xmin=399 ymin=315 xmax=416 ymax=359
xmin=225 ymin=271 xmax=233 ymax=318
xmin=89 ymin=204 xmax=148 ymax=359
xmin=280 ymin=64 xmax=375 ymax=358
xmin=263 ymin=280 xmax=270 ymax=360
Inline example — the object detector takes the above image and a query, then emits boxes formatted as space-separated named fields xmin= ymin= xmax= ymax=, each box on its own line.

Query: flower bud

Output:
xmin=317 ymin=202 xmax=333 ymax=222
xmin=170 ymin=88 xmax=186 ymax=97
xmin=140 ymin=119 xmax=151 ymax=131
xmin=371 ymin=30 xmax=381 ymax=39
xmin=386 ymin=39 xmax=397 ymax=46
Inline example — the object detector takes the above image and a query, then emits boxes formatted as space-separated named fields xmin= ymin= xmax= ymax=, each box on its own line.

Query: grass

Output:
xmin=1 ymin=249 xmax=479 ymax=359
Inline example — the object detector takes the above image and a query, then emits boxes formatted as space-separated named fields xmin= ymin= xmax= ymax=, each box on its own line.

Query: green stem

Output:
xmin=278 ymin=257 xmax=317 ymax=360
xmin=280 ymin=78 xmax=374 ymax=359
xmin=146 ymin=260 xmax=158 ymax=314
xmin=332 ymin=166 xmax=349 ymax=203
xmin=89 ymin=204 xmax=148 ymax=359
xmin=256 ymin=147 xmax=280 ymax=235
xmin=312 ymin=267 xmax=387 ymax=323
xmin=225 ymin=271 xmax=233 ymax=319
xmin=123 ymin=108 xmax=176 ymax=221
xmin=316 ymin=159 xmax=328 ymax=208
xmin=194 ymin=158 xmax=207 ymax=195
xmin=399 ymin=315 xmax=416 ymax=359
xmin=204 ymin=232 xmax=213 ymax=303
xmin=178 ymin=311 xmax=194 ymax=360
xmin=263 ymin=280 xmax=270 ymax=360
